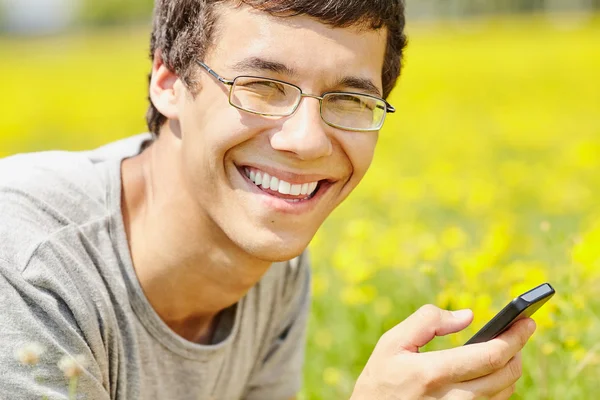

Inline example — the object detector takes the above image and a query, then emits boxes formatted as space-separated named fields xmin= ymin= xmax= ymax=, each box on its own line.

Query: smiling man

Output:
xmin=0 ymin=1 xmax=536 ymax=399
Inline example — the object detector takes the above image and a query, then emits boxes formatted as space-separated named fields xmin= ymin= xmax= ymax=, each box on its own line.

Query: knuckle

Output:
xmin=507 ymin=356 xmax=523 ymax=381
xmin=375 ymin=331 xmax=392 ymax=351
xmin=378 ymin=330 xmax=391 ymax=345
xmin=486 ymin=347 xmax=506 ymax=370
xmin=517 ymin=327 xmax=530 ymax=348
xmin=402 ymin=360 xmax=439 ymax=391
xmin=417 ymin=304 xmax=442 ymax=322
xmin=420 ymin=372 xmax=439 ymax=392
xmin=386 ymin=358 xmax=440 ymax=396
xmin=419 ymin=365 xmax=444 ymax=391
xmin=378 ymin=361 xmax=400 ymax=386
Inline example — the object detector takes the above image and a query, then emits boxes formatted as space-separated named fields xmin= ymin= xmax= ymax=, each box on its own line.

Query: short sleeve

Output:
xmin=0 ymin=259 xmax=110 ymax=400
xmin=243 ymin=251 xmax=312 ymax=400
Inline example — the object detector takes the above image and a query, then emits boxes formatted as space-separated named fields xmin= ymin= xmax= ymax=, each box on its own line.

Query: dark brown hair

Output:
xmin=146 ymin=0 xmax=407 ymax=135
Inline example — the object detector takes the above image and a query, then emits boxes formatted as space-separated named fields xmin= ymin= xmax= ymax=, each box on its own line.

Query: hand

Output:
xmin=350 ymin=305 xmax=536 ymax=400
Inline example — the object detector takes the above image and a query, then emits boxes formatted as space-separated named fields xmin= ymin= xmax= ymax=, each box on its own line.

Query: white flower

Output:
xmin=57 ymin=354 xmax=88 ymax=378
xmin=15 ymin=342 xmax=46 ymax=366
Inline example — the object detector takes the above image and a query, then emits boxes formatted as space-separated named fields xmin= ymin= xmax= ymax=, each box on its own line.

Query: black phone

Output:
xmin=464 ymin=283 xmax=555 ymax=345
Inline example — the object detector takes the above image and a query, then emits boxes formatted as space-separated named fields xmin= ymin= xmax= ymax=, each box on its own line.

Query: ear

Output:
xmin=149 ymin=50 xmax=180 ymax=120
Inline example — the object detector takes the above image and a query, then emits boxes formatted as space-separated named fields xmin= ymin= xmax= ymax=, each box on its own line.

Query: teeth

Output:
xmin=244 ymin=167 xmax=321 ymax=198
xmin=261 ymin=173 xmax=271 ymax=189
xmin=290 ymin=184 xmax=302 ymax=196
xmin=300 ymin=183 xmax=309 ymax=195
xmin=279 ymin=180 xmax=291 ymax=195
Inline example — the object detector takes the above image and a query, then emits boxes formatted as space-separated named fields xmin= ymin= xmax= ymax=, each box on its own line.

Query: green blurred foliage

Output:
xmin=79 ymin=0 xmax=153 ymax=26
xmin=1 ymin=13 xmax=600 ymax=400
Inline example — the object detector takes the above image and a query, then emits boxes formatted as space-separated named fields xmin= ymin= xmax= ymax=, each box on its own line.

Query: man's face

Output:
xmin=171 ymin=5 xmax=388 ymax=261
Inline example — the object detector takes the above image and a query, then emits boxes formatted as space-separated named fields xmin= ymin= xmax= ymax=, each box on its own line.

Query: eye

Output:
xmin=329 ymin=94 xmax=374 ymax=111
xmin=244 ymin=79 xmax=287 ymax=95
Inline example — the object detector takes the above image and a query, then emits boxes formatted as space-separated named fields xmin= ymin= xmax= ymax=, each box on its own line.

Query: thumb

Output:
xmin=382 ymin=305 xmax=473 ymax=353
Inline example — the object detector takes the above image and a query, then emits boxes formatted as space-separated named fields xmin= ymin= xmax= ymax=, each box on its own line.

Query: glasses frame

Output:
xmin=196 ymin=60 xmax=395 ymax=132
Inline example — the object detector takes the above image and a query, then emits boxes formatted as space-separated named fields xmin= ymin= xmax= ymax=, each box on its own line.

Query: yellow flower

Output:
xmin=323 ymin=367 xmax=342 ymax=386
xmin=340 ymin=285 xmax=377 ymax=306
xmin=572 ymin=222 xmax=600 ymax=277
xmin=332 ymin=246 xmax=373 ymax=284
xmin=573 ymin=346 xmax=588 ymax=362
xmin=436 ymin=288 xmax=457 ymax=310
xmin=373 ymin=297 xmax=393 ymax=317
xmin=465 ymin=179 xmax=497 ymax=215
xmin=542 ymin=342 xmax=556 ymax=355
xmin=311 ymin=273 xmax=330 ymax=298
xmin=481 ymin=220 xmax=514 ymax=262
xmin=501 ymin=261 xmax=549 ymax=290
xmin=440 ymin=226 xmax=469 ymax=250
xmin=314 ymin=329 xmax=333 ymax=350
xmin=564 ymin=336 xmax=579 ymax=350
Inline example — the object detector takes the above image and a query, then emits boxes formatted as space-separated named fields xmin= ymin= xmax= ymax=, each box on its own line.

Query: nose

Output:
xmin=269 ymin=96 xmax=333 ymax=160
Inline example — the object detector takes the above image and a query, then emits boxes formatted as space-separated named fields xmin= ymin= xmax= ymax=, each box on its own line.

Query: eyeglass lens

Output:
xmin=230 ymin=76 xmax=386 ymax=131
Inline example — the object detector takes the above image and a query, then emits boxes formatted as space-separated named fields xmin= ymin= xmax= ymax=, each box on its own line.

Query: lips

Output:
xmin=243 ymin=167 xmax=320 ymax=201
xmin=235 ymin=163 xmax=334 ymax=211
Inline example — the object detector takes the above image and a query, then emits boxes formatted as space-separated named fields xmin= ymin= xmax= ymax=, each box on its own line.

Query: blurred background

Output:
xmin=1 ymin=1 xmax=599 ymax=399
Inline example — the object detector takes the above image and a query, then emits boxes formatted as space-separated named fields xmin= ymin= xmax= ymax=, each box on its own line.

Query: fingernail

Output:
xmin=451 ymin=309 xmax=472 ymax=319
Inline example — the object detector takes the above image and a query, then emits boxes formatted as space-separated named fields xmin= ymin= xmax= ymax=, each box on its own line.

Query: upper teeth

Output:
xmin=245 ymin=168 xmax=319 ymax=197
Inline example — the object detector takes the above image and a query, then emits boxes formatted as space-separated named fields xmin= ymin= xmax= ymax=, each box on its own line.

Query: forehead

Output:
xmin=207 ymin=4 xmax=388 ymax=88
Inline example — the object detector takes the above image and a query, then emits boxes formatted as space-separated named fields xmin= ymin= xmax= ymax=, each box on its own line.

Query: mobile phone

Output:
xmin=464 ymin=283 xmax=555 ymax=345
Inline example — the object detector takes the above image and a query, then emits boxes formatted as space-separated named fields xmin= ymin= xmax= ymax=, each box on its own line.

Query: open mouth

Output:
xmin=238 ymin=166 xmax=327 ymax=203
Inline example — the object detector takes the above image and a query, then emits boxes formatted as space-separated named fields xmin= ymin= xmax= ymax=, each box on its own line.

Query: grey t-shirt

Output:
xmin=0 ymin=134 xmax=310 ymax=400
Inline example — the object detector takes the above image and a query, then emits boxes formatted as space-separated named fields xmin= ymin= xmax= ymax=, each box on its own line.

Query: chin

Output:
xmin=238 ymin=231 xmax=312 ymax=263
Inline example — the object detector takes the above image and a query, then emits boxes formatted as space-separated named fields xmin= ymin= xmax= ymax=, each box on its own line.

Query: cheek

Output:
xmin=177 ymin=99 xmax=278 ymax=188
xmin=345 ymin=133 xmax=379 ymax=181
xmin=181 ymin=91 xmax=279 ymax=153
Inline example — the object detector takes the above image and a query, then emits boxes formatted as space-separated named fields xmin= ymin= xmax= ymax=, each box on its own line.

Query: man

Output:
xmin=0 ymin=1 xmax=535 ymax=399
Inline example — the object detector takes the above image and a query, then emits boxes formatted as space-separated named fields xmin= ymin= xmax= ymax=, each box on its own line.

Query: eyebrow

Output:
xmin=229 ymin=56 xmax=382 ymax=97
xmin=336 ymin=76 xmax=382 ymax=97
xmin=230 ymin=57 xmax=297 ymax=76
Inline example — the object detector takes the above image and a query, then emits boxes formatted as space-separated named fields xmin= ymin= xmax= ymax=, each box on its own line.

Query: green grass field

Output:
xmin=1 ymin=14 xmax=599 ymax=399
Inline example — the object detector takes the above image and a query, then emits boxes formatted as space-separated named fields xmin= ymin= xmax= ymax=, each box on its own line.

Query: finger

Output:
xmin=422 ymin=318 xmax=535 ymax=382
xmin=381 ymin=305 xmax=474 ymax=353
xmin=495 ymin=317 xmax=537 ymax=342
xmin=454 ymin=352 xmax=522 ymax=398
xmin=488 ymin=383 xmax=517 ymax=400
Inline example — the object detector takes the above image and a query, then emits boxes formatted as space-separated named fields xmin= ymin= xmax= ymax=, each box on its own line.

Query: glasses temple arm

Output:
xmin=385 ymin=101 xmax=396 ymax=113
xmin=196 ymin=60 xmax=234 ymax=85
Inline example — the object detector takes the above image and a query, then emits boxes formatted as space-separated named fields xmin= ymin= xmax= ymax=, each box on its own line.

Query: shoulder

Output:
xmin=0 ymin=148 xmax=107 ymax=202
xmin=0 ymin=150 xmax=108 ymax=269
xmin=0 ymin=134 xmax=152 ymax=269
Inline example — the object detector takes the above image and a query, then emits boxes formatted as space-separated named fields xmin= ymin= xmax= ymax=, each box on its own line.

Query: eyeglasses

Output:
xmin=196 ymin=61 xmax=395 ymax=132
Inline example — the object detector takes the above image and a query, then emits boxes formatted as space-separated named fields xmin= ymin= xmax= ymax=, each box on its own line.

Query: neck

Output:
xmin=120 ymin=132 xmax=271 ymax=342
